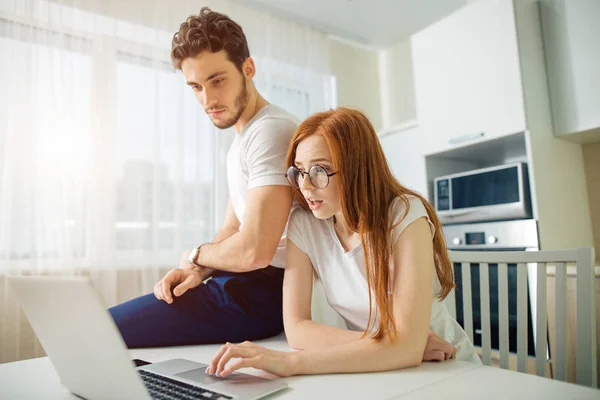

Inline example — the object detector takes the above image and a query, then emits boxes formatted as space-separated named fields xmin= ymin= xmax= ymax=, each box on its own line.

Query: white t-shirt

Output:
xmin=226 ymin=104 xmax=299 ymax=269
xmin=287 ymin=195 xmax=481 ymax=364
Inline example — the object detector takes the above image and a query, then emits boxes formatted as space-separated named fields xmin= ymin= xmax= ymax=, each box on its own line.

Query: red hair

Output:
xmin=285 ymin=108 xmax=454 ymax=342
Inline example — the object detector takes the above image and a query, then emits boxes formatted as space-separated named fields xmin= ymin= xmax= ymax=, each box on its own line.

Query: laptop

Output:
xmin=7 ymin=274 xmax=288 ymax=400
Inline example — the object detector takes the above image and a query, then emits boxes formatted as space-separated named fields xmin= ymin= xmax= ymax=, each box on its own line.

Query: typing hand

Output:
xmin=206 ymin=341 xmax=297 ymax=378
xmin=422 ymin=330 xmax=456 ymax=362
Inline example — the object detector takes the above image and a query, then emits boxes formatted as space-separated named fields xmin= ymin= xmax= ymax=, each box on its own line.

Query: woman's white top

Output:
xmin=286 ymin=195 xmax=481 ymax=364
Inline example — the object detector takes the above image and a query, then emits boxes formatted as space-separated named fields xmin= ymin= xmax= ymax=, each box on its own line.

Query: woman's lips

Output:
xmin=307 ymin=199 xmax=323 ymax=210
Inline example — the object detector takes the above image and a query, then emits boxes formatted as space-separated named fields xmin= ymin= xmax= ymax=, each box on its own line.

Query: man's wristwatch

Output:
xmin=188 ymin=245 xmax=203 ymax=268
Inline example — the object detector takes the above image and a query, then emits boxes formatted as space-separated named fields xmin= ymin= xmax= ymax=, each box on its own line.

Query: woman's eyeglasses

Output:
xmin=285 ymin=165 xmax=337 ymax=189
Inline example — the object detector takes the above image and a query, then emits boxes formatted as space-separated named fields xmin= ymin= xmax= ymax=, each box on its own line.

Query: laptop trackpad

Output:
xmin=176 ymin=367 xmax=267 ymax=385
xmin=175 ymin=368 xmax=224 ymax=385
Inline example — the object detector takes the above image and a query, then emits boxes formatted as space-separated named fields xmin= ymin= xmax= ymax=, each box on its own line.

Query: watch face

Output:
xmin=188 ymin=248 xmax=198 ymax=263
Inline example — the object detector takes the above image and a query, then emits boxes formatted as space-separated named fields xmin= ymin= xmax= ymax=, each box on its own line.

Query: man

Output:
xmin=110 ymin=7 xmax=296 ymax=348
xmin=109 ymin=8 xmax=456 ymax=362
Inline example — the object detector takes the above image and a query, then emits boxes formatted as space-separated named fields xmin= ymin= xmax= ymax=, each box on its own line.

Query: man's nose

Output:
xmin=203 ymin=87 xmax=217 ymax=108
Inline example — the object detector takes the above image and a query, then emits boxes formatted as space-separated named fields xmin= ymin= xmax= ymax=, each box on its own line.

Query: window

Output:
xmin=0 ymin=2 xmax=336 ymax=270
xmin=0 ymin=33 xmax=92 ymax=263
xmin=114 ymin=59 xmax=215 ymax=258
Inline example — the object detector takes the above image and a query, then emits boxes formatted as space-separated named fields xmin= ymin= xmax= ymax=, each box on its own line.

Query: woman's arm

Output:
xmin=207 ymin=217 xmax=438 ymax=377
xmin=284 ymin=238 xmax=455 ymax=359
xmin=283 ymin=238 xmax=363 ymax=349
xmin=291 ymin=216 xmax=435 ymax=374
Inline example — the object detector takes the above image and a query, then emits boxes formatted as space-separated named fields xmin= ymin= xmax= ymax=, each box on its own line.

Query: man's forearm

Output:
xmin=213 ymin=226 xmax=239 ymax=243
xmin=184 ymin=226 xmax=239 ymax=277
xmin=196 ymin=230 xmax=269 ymax=273
xmin=193 ymin=186 xmax=291 ymax=273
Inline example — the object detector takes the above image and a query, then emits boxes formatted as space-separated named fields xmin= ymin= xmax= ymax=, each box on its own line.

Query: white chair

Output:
xmin=447 ymin=248 xmax=597 ymax=388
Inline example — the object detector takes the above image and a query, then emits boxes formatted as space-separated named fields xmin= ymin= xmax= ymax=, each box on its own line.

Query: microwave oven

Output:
xmin=434 ymin=162 xmax=532 ymax=224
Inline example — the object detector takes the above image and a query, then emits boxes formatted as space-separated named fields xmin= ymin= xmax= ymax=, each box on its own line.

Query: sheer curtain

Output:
xmin=0 ymin=0 xmax=338 ymax=363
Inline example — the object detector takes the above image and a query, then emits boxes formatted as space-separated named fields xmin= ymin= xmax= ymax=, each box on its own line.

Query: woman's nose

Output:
xmin=299 ymin=173 xmax=315 ymax=190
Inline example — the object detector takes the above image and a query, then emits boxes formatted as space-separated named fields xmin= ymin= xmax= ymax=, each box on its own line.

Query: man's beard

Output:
xmin=211 ymin=80 xmax=249 ymax=130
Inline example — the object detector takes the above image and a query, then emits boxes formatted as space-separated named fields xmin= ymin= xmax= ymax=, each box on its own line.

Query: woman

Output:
xmin=206 ymin=108 xmax=480 ymax=378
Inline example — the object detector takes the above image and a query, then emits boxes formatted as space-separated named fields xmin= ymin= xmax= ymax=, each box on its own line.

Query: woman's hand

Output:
xmin=422 ymin=331 xmax=456 ymax=361
xmin=206 ymin=341 xmax=299 ymax=378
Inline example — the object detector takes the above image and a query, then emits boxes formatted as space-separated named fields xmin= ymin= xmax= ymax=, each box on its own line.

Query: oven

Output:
xmin=444 ymin=219 xmax=540 ymax=356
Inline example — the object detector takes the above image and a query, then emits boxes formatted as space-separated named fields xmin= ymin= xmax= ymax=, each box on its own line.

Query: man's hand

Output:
xmin=422 ymin=330 xmax=457 ymax=362
xmin=154 ymin=250 xmax=212 ymax=304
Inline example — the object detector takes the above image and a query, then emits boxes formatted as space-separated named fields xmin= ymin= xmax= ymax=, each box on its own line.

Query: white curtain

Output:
xmin=0 ymin=0 xmax=340 ymax=363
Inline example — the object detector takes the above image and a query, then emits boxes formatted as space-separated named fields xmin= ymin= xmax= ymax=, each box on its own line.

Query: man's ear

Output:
xmin=242 ymin=57 xmax=256 ymax=80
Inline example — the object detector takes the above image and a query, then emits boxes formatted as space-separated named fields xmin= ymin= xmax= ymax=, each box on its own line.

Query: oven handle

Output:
xmin=438 ymin=209 xmax=476 ymax=217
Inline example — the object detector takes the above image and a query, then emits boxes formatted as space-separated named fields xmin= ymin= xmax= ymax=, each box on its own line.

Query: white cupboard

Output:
xmin=411 ymin=0 xmax=526 ymax=155
xmin=540 ymin=0 xmax=600 ymax=143
xmin=380 ymin=126 xmax=428 ymax=199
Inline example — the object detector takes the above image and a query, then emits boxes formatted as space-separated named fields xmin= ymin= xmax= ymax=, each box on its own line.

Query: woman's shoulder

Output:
xmin=389 ymin=194 xmax=429 ymax=221
xmin=287 ymin=204 xmax=331 ymax=253
xmin=389 ymin=194 xmax=435 ymax=241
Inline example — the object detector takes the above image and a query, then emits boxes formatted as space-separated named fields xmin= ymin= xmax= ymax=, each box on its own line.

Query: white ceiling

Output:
xmin=237 ymin=0 xmax=469 ymax=47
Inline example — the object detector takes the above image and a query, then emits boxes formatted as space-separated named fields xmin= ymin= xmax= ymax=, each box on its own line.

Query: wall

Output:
xmin=327 ymin=38 xmax=382 ymax=131
xmin=583 ymin=142 xmax=600 ymax=263
xmin=378 ymin=38 xmax=417 ymax=129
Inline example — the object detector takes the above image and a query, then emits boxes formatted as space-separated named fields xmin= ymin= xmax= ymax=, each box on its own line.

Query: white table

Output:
xmin=0 ymin=334 xmax=598 ymax=399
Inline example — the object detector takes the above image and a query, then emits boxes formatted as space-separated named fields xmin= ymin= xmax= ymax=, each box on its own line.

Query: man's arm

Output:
xmin=194 ymin=185 xmax=292 ymax=272
xmin=159 ymin=199 xmax=244 ymax=302
xmin=181 ymin=199 xmax=240 ymax=277
xmin=213 ymin=199 xmax=240 ymax=243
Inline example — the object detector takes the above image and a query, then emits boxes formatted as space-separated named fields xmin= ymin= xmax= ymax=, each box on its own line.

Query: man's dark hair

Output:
xmin=171 ymin=7 xmax=250 ymax=71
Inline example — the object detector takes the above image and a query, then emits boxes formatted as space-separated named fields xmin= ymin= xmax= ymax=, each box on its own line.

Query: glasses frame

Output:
xmin=285 ymin=165 xmax=337 ymax=189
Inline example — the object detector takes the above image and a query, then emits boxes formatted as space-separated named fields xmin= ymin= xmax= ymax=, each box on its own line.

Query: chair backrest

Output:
xmin=447 ymin=248 xmax=597 ymax=388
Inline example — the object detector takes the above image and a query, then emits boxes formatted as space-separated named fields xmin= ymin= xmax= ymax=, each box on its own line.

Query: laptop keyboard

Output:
xmin=138 ymin=369 xmax=233 ymax=400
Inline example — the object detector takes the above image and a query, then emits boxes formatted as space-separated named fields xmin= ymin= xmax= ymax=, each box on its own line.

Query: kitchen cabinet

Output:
xmin=380 ymin=125 xmax=428 ymax=199
xmin=406 ymin=0 xmax=594 ymax=254
xmin=540 ymin=0 xmax=600 ymax=143
xmin=411 ymin=0 xmax=526 ymax=155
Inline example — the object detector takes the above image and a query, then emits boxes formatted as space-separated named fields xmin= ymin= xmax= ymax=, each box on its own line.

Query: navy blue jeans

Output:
xmin=108 ymin=266 xmax=284 ymax=348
